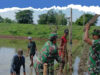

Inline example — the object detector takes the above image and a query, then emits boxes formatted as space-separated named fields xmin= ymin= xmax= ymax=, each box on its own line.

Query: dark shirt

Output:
xmin=28 ymin=41 xmax=36 ymax=54
xmin=11 ymin=55 xmax=25 ymax=72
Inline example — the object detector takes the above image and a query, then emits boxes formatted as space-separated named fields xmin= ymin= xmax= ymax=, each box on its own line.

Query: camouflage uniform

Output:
xmin=34 ymin=41 xmax=62 ymax=75
xmin=88 ymin=39 xmax=100 ymax=75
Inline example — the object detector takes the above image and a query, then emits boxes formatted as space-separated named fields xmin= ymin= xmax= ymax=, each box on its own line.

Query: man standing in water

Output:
xmin=27 ymin=36 xmax=37 ymax=67
xmin=10 ymin=49 xmax=26 ymax=75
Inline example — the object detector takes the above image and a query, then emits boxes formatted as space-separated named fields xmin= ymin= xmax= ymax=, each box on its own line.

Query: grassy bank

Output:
xmin=0 ymin=38 xmax=46 ymax=51
xmin=0 ymin=23 xmax=99 ymax=60
xmin=0 ymin=23 xmax=100 ymax=39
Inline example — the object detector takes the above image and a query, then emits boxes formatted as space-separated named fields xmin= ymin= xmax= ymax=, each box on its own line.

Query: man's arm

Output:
xmin=23 ymin=57 xmax=26 ymax=75
xmin=84 ymin=24 xmax=92 ymax=45
xmin=28 ymin=48 xmax=30 ymax=54
xmin=27 ymin=44 xmax=30 ymax=56
xmin=11 ymin=56 xmax=16 ymax=75
xmin=34 ymin=41 xmax=37 ymax=51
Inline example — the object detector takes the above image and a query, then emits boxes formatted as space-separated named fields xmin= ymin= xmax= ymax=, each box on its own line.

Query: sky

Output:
xmin=0 ymin=0 xmax=100 ymax=25
xmin=0 ymin=0 xmax=100 ymax=9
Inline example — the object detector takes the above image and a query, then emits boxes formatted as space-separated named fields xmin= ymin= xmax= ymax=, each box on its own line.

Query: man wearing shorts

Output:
xmin=28 ymin=36 xmax=37 ymax=67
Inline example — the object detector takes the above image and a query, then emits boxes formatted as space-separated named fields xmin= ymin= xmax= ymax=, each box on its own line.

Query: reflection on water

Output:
xmin=0 ymin=47 xmax=15 ymax=75
xmin=0 ymin=48 xmax=89 ymax=75
xmin=0 ymin=47 xmax=36 ymax=75
xmin=72 ymin=56 xmax=80 ymax=75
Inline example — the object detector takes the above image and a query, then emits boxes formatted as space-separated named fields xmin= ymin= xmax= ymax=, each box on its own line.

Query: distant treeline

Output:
xmin=0 ymin=10 xmax=97 ymax=26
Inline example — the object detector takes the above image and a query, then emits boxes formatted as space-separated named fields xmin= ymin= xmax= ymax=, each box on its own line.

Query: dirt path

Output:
xmin=0 ymin=35 xmax=48 ymax=40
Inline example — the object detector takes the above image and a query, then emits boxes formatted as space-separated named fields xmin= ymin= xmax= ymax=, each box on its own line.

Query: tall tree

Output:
xmin=38 ymin=10 xmax=67 ymax=25
xmin=38 ymin=14 xmax=48 ymax=24
xmin=56 ymin=11 xmax=67 ymax=25
xmin=0 ymin=16 xmax=4 ymax=23
xmin=3 ymin=18 xmax=15 ymax=23
xmin=47 ymin=9 xmax=56 ymax=24
xmin=75 ymin=14 xmax=97 ymax=26
xmin=16 ymin=10 xmax=33 ymax=24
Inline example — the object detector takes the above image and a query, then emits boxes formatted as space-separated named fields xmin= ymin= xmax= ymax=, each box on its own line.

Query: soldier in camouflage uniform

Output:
xmin=34 ymin=33 xmax=63 ymax=75
xmin=84 ymin=24 xmax=100 ymax=75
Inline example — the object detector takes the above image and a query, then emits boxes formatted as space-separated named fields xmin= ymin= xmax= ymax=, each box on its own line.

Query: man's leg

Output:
xmin=30 ymin=54 xmax=34 ymax=67
xmin=49 ymin=63 xmax=54 ymax=75
xmin=34 ymin=62 xmax=43 ymax=75
xmin=10 ymin=68 xmax=16 ymax=75
xmin=16 ymin=70 xmax=20 ymax=75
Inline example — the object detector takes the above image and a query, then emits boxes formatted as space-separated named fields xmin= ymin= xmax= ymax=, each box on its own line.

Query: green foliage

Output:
xmin=55 ymin=11 xmax=67 ymax=25
xmin=0 ymin=16 xmax=4 ymax=23
xmin=0 ymin=23 xmax=100 ymax=39
xmin=38 ymin=10 xmax=67 ymax=25
xmin=3 ymin=18 xmax=16 ymax=23
xmin=16 ymin=10 xmax=33 ymax=24
xmin=38 ymin=14 xmax=48 ymax=24
xmin=47 ymin=9 xmax=56 ymax=24
xmin=75 ymin=14 xmax=97 ymax=26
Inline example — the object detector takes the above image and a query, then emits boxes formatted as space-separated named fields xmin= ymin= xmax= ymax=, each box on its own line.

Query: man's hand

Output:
xmin=24 ymin=72 xmax=26 ymax=75
xmin=26 ymin=53 xmax=29 ymax=57
xmin=85 ymin=24 xmax=90 ymax=30
xmin=13 ymin=72 xmax=16 ymax=75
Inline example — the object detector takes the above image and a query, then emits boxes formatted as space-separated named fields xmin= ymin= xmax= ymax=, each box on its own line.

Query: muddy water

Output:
xmin=0 ymin=47 xmax=36 ymax=75
xmin=72 ymin=56 xmax=80 ymax=75
xmin=0 ymin=48 xmax=89 ymax=75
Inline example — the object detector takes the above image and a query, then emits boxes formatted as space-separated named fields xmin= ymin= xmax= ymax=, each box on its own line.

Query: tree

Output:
xmin=47 ymin=9 xmax=56 ymax=24
xmin=55 ymin=11 xmax=67 ymax=25
xmin=0 ymin=16 xmax=4 ymax=23
xmin=38 ymin=10 xmax=67 ymax=25
xmin=75 ymin=14 xmax=97 ymax=26
xmin=3 ymin=18 xmax=14 ymax=23
xmin=16 ymin=10 xmax=33 ymax=24
xmin=38 ymin=14 xmax=48 ymax=24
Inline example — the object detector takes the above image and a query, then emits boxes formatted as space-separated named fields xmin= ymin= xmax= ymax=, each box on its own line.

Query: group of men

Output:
xmin=10 ymin=29 xmax=69 ymax=75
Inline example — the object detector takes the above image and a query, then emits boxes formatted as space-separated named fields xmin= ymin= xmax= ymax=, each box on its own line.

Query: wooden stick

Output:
xmin=43 ymin=63 xmax=48 ymax=75
xmin=68 ymin=8 xmax=73 ymax=75
xmin=85 ymin=14 xmax=100 ymax=29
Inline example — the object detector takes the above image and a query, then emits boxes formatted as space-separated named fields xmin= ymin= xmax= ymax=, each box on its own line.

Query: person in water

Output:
xmin=10 ymin=49 xmax=26 ymax=75
xmin=84 ymin=24 xmax=100 ymax=75
xmin=27 ymin=36 xmax=37 ymax=67
xmin=34 ymin=33 xmax=64 ymax=75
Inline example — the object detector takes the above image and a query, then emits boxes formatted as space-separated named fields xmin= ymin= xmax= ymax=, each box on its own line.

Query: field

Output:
xmin=0 ymin=23 xmax=100 ymax=74
xmin=0 ymin=23 xmax=100 ymax=57
xmin=0 ymin=23 xmax=100 ymax=39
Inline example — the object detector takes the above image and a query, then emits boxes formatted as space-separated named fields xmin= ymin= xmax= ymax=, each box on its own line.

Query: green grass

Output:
xmin=0 ymin=23 xmax=100 ymax=39
xmin=0 ymin=38 xmax=46 ymax=52
xmin=0 ymin=23 xmax=100 ymax=57
xmin=0 ymin=23 xmax=100 ymax=64
xmin=0 ymin=23 xmax=100 ymax=73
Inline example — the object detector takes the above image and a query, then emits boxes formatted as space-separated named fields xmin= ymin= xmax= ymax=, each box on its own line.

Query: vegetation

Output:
xmin=0 ymin=16 xmax=15 ymax=23
xmin=0 ymin=16 xmax=4 ymax=23
xmin=75 ymin=14 xmax=97 ymax=26
xmin=0 ymin=23 xmax=100 ymax=39
xmin=16 ymin=10 xmax=33 ymax=24
xmin=0 ymin=38 xmax=46 ymax=51
xmin=38 ymin=9 xmax=67 ymax=25
xmin=0 ymin=23 xmax=100 ymax=72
